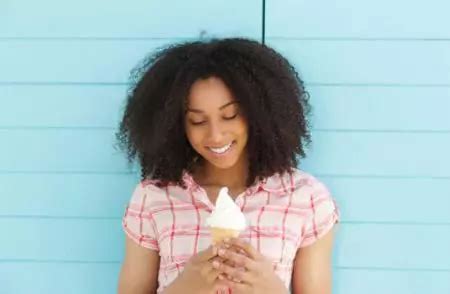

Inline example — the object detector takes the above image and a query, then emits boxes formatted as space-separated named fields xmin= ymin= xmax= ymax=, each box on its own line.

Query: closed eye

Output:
xmin=223 ymin=113 xmax=238 ymax=120
xmin=190 ymin=121 xmax=206 ymax=125
xmin=189 ymin=114 xmax=237 ymax=126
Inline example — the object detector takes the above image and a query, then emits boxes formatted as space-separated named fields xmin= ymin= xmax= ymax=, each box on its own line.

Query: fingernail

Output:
xmin=212 ymin=260 xmax=220 ymax=268
xmin=218 ymin=248 xmax=226 ymax=256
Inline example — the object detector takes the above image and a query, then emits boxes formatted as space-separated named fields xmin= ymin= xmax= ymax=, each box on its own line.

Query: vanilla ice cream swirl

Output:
xmin=206 ymin=187 xmax=247 ymax=231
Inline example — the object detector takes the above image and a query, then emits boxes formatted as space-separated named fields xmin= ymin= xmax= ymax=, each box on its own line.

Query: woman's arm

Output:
xmin=118 ymin=235 xmax=160 ymax=294
xmin=291 ymin=227 xmax=336 ymax=294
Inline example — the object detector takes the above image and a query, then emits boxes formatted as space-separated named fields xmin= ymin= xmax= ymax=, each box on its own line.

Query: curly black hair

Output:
xmin=115 ymin=37 xmax=311 ymax=189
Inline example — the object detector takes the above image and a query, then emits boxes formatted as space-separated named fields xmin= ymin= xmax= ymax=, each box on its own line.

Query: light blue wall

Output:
xmin=265 ymin=1 xmax=450 ymax=293
xmin=1 ymin=0 xmax=449 ymax=293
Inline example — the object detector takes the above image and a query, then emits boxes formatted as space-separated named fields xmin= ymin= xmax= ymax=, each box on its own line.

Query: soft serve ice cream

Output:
xmin=206 ymin=187 xmax=247 ymax=244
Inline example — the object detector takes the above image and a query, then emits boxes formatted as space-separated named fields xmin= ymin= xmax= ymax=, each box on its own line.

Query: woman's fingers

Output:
xmin=206 ymin=256 xmax=229 ymax=279
xmin=211 ymin=239 xmax=269 ymax=283
xmin=218 ymin=255 xmax=240 ymax=282
xmin=195 ymin=245 xmax=237 ymax=283
xmin=194 ymin=245 xmax=218 ymax=263
xmin=218 ymin=247 xmax=258 ymax=271
xmin=207 ymin=266 xmax=236 ymax=289
xmin=212 ymin=258 xmax=252 ymax=283
xmin=225 ymin=238 xmax=262 ymax=260
xmin=211 ymin=255 xmax=242 ymax=283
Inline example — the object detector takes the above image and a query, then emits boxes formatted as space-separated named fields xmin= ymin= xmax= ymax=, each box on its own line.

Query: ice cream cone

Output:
xmin=206 ymin=187 xmax=247 ymax=244
xmin=210 ymin=227 xmax=240 ymax=245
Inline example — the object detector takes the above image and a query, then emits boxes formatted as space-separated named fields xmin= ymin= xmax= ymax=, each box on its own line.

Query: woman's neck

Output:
xmin=193 ymin=154 xmax=249 ymax=190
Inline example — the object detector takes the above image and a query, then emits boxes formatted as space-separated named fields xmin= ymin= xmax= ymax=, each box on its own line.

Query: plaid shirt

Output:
xmin=122 ymin=167 xmax=340 ymax=293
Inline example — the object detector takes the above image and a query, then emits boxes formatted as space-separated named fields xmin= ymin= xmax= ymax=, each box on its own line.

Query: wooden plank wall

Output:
xmin=1 ymin=0 xmax=449 ymax=293
xmin=265 ymin=1 xmax=450 ymax=293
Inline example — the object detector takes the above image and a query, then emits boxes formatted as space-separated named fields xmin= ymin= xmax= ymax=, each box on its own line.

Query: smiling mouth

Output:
xmin=207 ymin=141 xmax=235 ymax=154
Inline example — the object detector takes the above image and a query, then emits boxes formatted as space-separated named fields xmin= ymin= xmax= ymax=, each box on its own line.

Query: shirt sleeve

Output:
xmin=122 ymin=181 xmax=159 ymax=251
xmin=299 ymin=178 xmax=340 ymax=248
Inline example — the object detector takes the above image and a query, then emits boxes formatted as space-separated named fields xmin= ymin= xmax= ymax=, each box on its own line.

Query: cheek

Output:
xmin=236 ymin=120 xmax=249 ymax=138
xmin=185 ymin=126 xmax=202 ymax=147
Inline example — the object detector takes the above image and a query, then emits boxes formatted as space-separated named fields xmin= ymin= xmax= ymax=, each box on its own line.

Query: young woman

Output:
xmin=116 ymin=37 xmax=340 ymax=294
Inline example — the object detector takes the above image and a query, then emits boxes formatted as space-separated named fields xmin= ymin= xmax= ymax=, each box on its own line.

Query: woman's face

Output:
xmin=184 ymin=76 xmax=248 ymax=170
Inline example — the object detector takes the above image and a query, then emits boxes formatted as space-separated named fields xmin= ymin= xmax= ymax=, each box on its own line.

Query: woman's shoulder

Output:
xmin=289 ymin=168 xmax=340 ymax=220
xmin=263 ymin=167 xmax=329 ymax=195
xmin=132 ymin=178 xmax=166 ymax=196
xmin=126 ymin=179 xmax=169 ymax=209
xmin=267 ymin=168 xmax=338 ymax=210
xmin=127 ymin=177 xmax=191 ymax=210
xmin=291 ymin=168 xmax=331 ymax=194
xmin=289 ymin=167 xmax=324 ymax=185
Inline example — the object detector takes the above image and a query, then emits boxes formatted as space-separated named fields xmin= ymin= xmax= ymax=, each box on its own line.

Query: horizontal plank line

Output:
xmin=0 ymin=259 xmax=120 ymax=264
xmin=340 ymin=221 xmax=450 ymax=226
xmin=0 ymin=82 xmax=129 ymax=86
xmin=335 ymin=266 xmax=450 ymax=273
xmin=1 ymin=171 xmax=449 ymax=180
xmin=0 ymin=126 xmax=116 ymax=130
xmin=1 ymin=126 xmax=450 ymax=134
xmin=315 ymin=174 xmax=450 ymax=180
xmin=1 ymin=259 xmax=449 ymax=272
xmin=1 ymin=37 xmax=450 ymax=42
xmin=0 ymin=37 xmax=193 ymax=41
xmin=0 ymin=170 xmax=136 ymax=175
xmin=0 ymin=215 xmax=122 ymax=220
xmin=268 ymin=36 xmax=450 ymax=42
xmin=0 ymin=215 xmax=448 ymax=226
xmin=307 ymin=83 xmax=450 ymax=88
xmin=313 ymin=129 xmax=450 ymax=134
xmin=1 ymin=82 xmax=450 ymax=87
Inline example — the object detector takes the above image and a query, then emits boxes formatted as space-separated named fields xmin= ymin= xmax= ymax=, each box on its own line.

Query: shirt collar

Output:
xmin=181 ymin=169 xmax=293 ymax=197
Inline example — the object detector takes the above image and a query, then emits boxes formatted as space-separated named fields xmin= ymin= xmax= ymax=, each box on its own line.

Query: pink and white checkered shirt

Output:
xmin=122 ymin=167 xmax=340 ymax=293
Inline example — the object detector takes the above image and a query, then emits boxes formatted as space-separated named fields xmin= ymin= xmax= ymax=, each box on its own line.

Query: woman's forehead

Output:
xmin=186 ymin=77 xmax=237 ymax=111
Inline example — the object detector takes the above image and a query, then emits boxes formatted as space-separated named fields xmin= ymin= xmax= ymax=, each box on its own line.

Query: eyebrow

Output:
xmin=186 ymin=101 xmax=238 ymax=113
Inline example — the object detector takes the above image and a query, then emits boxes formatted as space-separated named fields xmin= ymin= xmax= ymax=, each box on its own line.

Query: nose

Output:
xmin=206 ymin=121 xmax=226 ymax=145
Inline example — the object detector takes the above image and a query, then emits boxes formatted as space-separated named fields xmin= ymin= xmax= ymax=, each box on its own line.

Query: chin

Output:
xmin=204 ymin=156 xmax=239 ymax=169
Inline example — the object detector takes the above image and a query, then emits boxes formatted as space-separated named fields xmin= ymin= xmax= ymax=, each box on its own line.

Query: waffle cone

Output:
xmin=210 ymin=227 xmax=240 ymax=244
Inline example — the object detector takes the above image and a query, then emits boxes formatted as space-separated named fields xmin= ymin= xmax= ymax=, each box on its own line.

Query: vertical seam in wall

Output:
xmin=262 ymin=0 xmax=266 ymax=44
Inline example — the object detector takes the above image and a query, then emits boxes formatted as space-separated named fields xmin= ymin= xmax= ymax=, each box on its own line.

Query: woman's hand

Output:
xmin=212 ymin=238 xmax=289 ymax=294
xmin=163 ymin=245 xmax=232 ymax=294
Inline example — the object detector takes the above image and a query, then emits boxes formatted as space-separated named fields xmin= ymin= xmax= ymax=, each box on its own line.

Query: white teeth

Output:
xmin=209 ymin=142 xmax=233 ymax=154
